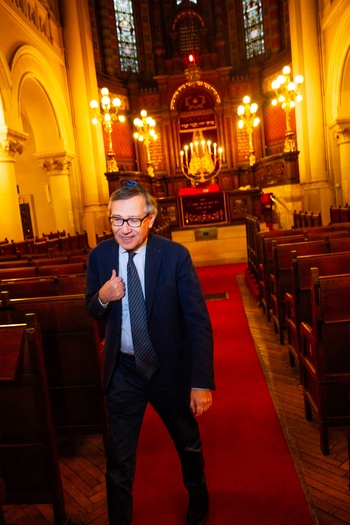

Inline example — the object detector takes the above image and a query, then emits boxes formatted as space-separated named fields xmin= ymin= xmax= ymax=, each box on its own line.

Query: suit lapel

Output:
xmin=145 ymin=236 xmax=162 ymax=318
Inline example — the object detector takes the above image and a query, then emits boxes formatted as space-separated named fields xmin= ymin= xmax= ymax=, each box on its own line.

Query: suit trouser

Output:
xmin=105 ymin=355 xmax=206 ymax=525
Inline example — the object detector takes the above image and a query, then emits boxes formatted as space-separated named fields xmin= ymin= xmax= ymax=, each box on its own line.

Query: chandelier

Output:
xmin=133 ymin=110 xmax=157 ymax=177
xmin=237 ymin=96 xmax=260 ymax=166
xmin=271 ymin=66 xmax=304 ymax=152
xmin=90 ymin=87 xmax=125 ymax=172
xmin=180 ymin=130 xmax=223 ymax=186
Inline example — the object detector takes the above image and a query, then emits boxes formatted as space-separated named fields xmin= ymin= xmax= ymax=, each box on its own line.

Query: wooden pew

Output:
xmin=0 ymin=261 xmax=87 ymax=281
xmin=0 ymin=273 xmax=86 ymax=298
xmin=0 ymin=276 xmax=59 ymax=298
xmin=258 ymin=233 xmax=306 ymax=320
xmin=306 ymin=230 xmax=350 ymax=241
xmin=266 ymin=230 xmax=350 ymax=344
xmin=249 ymin=222 xmax=349 ymax=293
xmin=0 ymin=314 xmax=66 ymax=523
xmin=0 ymin=293 xmax=107 ymax=448
xmin=270 ymin=239 xmax=329 ymax=344
xmin=245 ymin=214 xmax=260 ymax=279
xmin=293 ymin=210 xmax=322 ymax=228
xmin=299 ymin=269 xmax=350 ymax=455
xmin=329 ymin=237 xmax=350 ymax=253
xmin=0 ymin=266 xmax=39 ymax=280
xmin=285 ymin=251 xmax=350 ymax=367
xmin=37 ymin=261 xmax=87 ymax=276
xmin=330 ymin=204 xmax=350 ymax=223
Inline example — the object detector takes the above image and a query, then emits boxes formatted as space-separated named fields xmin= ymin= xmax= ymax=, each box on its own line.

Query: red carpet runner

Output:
xmin=132 ymin=264 xmax=315 ymax=524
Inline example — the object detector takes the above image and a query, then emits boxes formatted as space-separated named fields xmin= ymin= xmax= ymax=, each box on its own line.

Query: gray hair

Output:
xmin=108 ymin=181 xmax=158 ymax=216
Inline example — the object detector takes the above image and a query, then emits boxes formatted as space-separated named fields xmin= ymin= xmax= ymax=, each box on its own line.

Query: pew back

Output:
xmin=0 ymin=293 xmax=107 ymax=445
xmin=0 ymin=314 xmax=66 ymax=521
xmin=285 ymin=251 xmax=350 ymax=366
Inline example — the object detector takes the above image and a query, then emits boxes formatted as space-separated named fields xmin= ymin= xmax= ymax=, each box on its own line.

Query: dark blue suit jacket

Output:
xmin=86 ymin=234 xmax=214 ymax=393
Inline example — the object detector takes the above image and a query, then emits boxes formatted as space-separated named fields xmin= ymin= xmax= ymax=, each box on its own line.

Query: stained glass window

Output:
xmin=114 ymin=0 xmax=139 ymax=73
xmin=242 ymin=0 xmax=265 ymax=59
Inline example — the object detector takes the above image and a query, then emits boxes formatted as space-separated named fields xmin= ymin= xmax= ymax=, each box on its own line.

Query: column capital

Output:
xmin=0 ymin=127 xmax=27 ymax=160
xmin=329 ymin=119 xmax=350 ymax=145
xmin=35 ymin=152 xmax=75 ymax=175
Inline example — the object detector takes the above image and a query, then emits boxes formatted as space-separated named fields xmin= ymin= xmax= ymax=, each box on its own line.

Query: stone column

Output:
xmin=0 ymin=128 xmax=27 ymax=241
xmin=288 ymin=0 xmax=332 ymax=218
xmin=36 ymin=152 xmax=75 ymax=234
xmin=60 ymin=0 xmax=110 ymax=245
xmin=334 ymin=122 xmax=350 ymax=204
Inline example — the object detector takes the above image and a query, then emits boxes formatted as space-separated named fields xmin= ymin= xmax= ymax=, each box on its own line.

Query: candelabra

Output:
xmin=133 ymin=110 xmax=157 ymax=176
xmin=237 ymin=96 xmax=260 ymax=166
xmin=271 ymin=66 xmax=304 ymax=152
xmin=180 ymin=131 xmax=223 ymax=186
xmin=90 ymin=87 xmax=125 ymax=172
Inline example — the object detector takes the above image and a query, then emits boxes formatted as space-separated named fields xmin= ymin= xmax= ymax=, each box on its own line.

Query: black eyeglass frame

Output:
xmin=109 ymin=213 xmax=150 ymax=228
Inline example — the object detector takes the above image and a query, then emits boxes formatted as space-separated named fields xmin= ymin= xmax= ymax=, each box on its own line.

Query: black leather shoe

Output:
xmin=186 ymin=486 xmax=209 ymax=525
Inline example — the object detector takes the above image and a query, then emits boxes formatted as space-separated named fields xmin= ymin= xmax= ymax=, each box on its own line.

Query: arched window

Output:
xmin=176 ymin=0 xmax=197 ymax=4
xmin=242 ymin=0 xmax=265 ymax=59
xmin=114 ymin=0 xmax=139 ymax=73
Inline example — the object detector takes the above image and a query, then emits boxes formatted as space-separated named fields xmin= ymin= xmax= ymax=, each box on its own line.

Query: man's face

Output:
xmin=110 ymin=195 xmax=155 ymax=252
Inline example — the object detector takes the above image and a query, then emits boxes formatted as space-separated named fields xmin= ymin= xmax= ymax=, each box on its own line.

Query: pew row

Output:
xmin=258 ymin=233 xmax=306 ymax=320
xmin=0 ymin=293 xmax=108 ymax=449
xmin=270 ymin=236 xmax=350 ymax=344
xmin=0 ymin=314 xmax=66 ymax=523
xmin=0 ymin=273 xmax=86 ymax=298
xmin=285 ymin=251 xmax=350 ymax=367
xmin=0 ymin=261 xmax=87 ymax=281
xmin=298 ymin=269 xmax=350 ymax=455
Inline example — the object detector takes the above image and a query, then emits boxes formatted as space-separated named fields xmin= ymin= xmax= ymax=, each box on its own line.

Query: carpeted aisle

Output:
xmin=132 ymin=264 xmax=315 ymax=524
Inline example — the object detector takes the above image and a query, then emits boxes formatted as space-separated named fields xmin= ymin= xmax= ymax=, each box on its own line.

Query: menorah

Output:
xmin=180 ymin=132 xmax=223 ymax=186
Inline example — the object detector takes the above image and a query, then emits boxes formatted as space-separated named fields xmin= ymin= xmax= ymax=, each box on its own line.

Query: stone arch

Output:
xmin=6 ymin=45 xmax=77 ymax=236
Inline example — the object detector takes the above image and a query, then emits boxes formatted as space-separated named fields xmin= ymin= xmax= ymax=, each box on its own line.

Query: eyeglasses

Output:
xmin=109 ymin=214 xmax=150 ymax=228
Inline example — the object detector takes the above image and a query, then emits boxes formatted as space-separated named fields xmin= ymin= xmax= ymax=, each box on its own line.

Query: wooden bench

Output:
xmin=258 ymin=232 xmax=306 ymax=320
xmin=0 ymin=273 xmax=86 ymax=298
xmin=285 ymin=251 xmax=350 ymax=367
xmin=329 ymin=237 xmax=350 ymax=253
xmin=0 ymin=293 xmax=107 ymax=448
xmin=269 ymin=231 xmax=350 ymax=344
xmin=0 ymin=314 xmax=66 ymax=523
xmin=293 ymin=210 xmax=322 ymax=228
xmin=299 ymin=269 xmax=350 ymax=455
xmin=330 ymin=204 xmax=350 ymax=223
xmin=270 ymin=239 xmax=329 ymax=344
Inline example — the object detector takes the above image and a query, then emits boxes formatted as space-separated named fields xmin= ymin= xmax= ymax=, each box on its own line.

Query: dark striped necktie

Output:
xmin=127 ymin=252 xmax=159 ymax=379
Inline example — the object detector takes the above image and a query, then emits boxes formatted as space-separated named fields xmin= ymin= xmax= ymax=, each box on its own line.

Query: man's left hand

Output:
xmin=190 ymin=389 xmax=212 ymax=417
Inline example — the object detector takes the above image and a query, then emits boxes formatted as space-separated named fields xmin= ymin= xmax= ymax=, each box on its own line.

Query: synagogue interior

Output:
xmin=0 ymin=0 xmax=350 ymax=524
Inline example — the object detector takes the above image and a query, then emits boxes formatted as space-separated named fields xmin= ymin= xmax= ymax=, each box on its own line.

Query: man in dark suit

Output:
xmin=86 ymin=181 xmax=214 ymax=525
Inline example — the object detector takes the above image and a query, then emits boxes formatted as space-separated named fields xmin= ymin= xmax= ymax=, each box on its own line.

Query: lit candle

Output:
xmin=184 ymin=145 xmax=189 ymax=162
xmin=180 ymin=150 xmax=184 ymax=164
xmin=207 ymin=141 xmax=212 ymax=154
xmin=201 ymin=140 xmax=205 ymax=153
xmin=195 ymin=141 xmax=199 ymax=153
xmin=213 ymin=143 xmax=217 ymax=155
xmin=190 ymin=143 xmax=193 ymax=154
